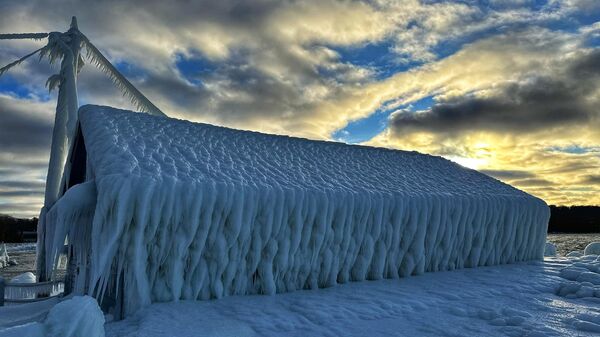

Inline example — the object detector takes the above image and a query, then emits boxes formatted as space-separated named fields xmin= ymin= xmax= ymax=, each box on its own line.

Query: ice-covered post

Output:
xmin=37 ymin=17 xmax=81 ymax=282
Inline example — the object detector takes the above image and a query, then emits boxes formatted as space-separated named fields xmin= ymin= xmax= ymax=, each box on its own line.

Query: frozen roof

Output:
xmin=78 ymin=105 xmax=532 ymax=199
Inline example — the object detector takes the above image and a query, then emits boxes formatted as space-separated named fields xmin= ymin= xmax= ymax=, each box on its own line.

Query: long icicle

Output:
xmin=80 ymin=35 xmax=166 ymax=117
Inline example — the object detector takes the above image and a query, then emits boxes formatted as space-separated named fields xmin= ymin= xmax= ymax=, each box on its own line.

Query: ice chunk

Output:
xmin=566 ymin=251 xmax=583 ymax=258
xmin=45 ymin=296 xmax=105 ymax=337
xmin=544 ymin=242 xmax=557 ymax=257
xmin=11 ymin=272 xmax=37 ymax=284
xmin=584 ymin=242 xmax=600 ymax=256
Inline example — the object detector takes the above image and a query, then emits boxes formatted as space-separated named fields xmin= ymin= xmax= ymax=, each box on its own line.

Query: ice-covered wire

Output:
xmin=80 ymin=34 xmax=166 ymax=117
xmin=0 ymin=47 xmax=44 ymax=76
xmin=0 ymin=32 xmax=49 ymax=40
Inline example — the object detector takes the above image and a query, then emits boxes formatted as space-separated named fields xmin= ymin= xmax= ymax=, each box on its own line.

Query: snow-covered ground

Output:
xmin=3 ymin=254 xmax=600 ymax=336
xmin=102 ymin=256 xmax=600 ymax=337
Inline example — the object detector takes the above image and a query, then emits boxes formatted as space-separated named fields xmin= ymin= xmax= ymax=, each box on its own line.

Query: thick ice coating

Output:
xmin=49 ymin=105 xmax=550 ymax=316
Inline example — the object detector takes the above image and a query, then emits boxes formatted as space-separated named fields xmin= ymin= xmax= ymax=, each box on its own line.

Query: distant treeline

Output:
xmin=0 ymin=206 xmax=598 ymax=242
xmin=548 ymin=205 xmax=600 ymax=233
xmin=0 ymin=214 xmax=37 ymax=242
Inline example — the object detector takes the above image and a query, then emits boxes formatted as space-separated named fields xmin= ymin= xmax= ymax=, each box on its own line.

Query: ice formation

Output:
xmin=11 ymin=272 xmax=36 ymax=283
xmin=544 ymin=242 xmax=557 ymax=257
xmin=1 ymin=243 xmax=10 ymax=268
xmin=4 ymin=272 xmax=64 ymax=300
xmin=0 ymin=296 xmax=105 ymax=337
xmin=46 ymin=105 xmax=550 ymax=316
xmin=584 ymin=242 xmax=600 ymax=256
xmin=45 ymin=296 xmax=105 ymax=337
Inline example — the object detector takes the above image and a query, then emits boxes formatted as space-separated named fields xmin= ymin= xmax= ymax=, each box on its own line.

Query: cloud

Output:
xmin=582 ymin=175 xmax=600 ymax=184
xmin=480 ymin=169 xmax=535 ymax=180
xmin=0 ymin=94 xmax=54 ymax=152
xmin=388 ymin=49 xmax=600 ymax=135
xmin=0 ymin=0 xmax=599 ymax=216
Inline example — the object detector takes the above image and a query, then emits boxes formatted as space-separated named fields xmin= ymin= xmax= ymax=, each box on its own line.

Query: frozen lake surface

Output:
xmin=547 ymin=233 xmax=600 ymax=256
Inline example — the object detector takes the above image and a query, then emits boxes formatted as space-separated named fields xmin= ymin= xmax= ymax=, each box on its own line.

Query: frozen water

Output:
xmin=584 ymin=242 xmax=600 ymax=255
xmin=566 ymin=251 xmax=583 ymax=258
xmin=544 ymin=242 xmax=557 ymax=257
xmin=47 ymin=105 xmax=549 ymax=315
xmin=10 ymin=272 xmax=36 ymax=283
xmin=45 ymin=296 xmax=105 ymax=337
xmin=0 ymin=296 xmax=104 ymax=337
xmin=1 ymin=244 xmax=10 ymax=268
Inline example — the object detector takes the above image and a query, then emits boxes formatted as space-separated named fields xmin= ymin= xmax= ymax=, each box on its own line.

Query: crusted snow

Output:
xmin=50 ymin=105 xmax=549 ymax=315
xmin=103 ymin=257 xmax=600 ymax=337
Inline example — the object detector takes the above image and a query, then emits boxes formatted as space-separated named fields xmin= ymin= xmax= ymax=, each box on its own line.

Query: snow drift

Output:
xmin=45 ymin=105 xmax=549 ymax=316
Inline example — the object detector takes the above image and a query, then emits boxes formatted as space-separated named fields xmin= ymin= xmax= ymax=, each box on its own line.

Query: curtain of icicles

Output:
xmin=4 ymin=283 xmax=64 ymax=300
xmin=45 ymin=174 xmax=549 ymax=316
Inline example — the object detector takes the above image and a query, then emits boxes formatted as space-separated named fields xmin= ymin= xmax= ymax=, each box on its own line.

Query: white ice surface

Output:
xmin=5 ymin=243 xmax=36 ymax=253
xmin=0 ymin=244 xmax=9 ymax=268
xmin=585 ymin=242 xmax=600 ymax=256
xmin=11 ymin=272 xmax=36 ymax=283
xmin=45 ymin=296 xmax=105 ymax=337
xmin=51 ymin=105 xmax=549 ymax=315
xmin=0 ymin=296 xmax=105 ymax=337
xmin=0 ymin=298 xmax=59 ymax=328
xmin=545 ymin=242 xmax=557 ymax=257
xmin=103 ymin=257 xmax=600 ymax=337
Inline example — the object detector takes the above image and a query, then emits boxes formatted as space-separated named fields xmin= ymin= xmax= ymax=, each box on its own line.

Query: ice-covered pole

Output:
xmin=37 ymin=17 xmax=81 ymax=282
xmin=0 ymin=16 xmax=166 ymax=281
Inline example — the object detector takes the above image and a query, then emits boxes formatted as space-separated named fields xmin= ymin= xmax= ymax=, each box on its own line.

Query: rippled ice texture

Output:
xmin=48 ymin=105 xmax=549 ymax=316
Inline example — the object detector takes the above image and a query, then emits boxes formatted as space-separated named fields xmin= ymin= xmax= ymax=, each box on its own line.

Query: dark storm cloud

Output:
xmin=0 ymin=96 xmax=53 ymax=152
xmin=0 ymin=190 xmax=43 ymax=197
xmin=581 ymin=175 xmax=600 ymax=184
xmin=0 ymin=180 xmax=45 ymax=189
xmin=511 ymin=178 xmax=555 ymax=187
xmin=389 ymin=49 xmax=600 ymax=135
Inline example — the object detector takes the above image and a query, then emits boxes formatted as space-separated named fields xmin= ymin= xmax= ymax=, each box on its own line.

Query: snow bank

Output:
xmin=51 ymin=105 xmax=550 ymax=315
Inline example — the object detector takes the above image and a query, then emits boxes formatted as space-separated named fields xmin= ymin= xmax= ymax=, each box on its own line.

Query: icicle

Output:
xmin=59 ymin=106 xmax=551 ymax=317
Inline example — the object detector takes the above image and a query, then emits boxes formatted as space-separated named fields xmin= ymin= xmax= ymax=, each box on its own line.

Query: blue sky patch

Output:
xmin=547 ymin=145 xmax=600 ymax=154
xmin=332 ymin=41 xmax=422 ymax=80
xmin=332 ymin=95 xmax=436 ymax=143
xmin=174 ymin=52 xmax=216 ymax=85
xmin=114 ymin=61 xmax=147 ymax=80
xmin=0 ymin=74 xmax=50 ymax=101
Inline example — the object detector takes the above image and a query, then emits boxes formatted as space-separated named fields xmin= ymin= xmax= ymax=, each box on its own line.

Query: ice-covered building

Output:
xmin=44 ymin=105 xmax=549 ymax=317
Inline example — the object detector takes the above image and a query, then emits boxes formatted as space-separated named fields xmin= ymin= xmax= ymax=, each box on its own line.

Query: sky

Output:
xmin=0 ymin=0 xmax=599 ymax=218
